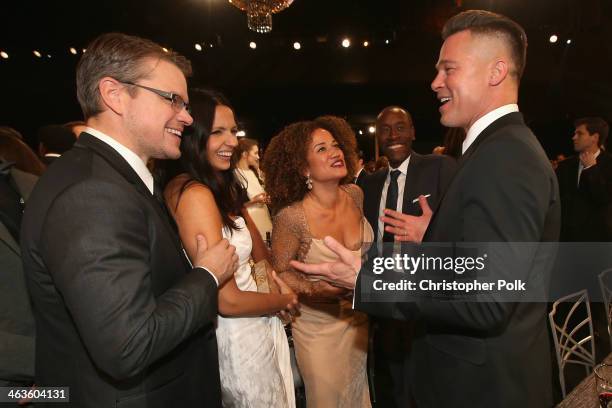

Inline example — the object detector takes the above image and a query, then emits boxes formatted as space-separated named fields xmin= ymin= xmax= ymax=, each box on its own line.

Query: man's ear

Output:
xmin=593 ymin=132 xmax=601 ymax=147
xmin=98 ymin=77 xmax=126 ymax=115
xmin=489 ymin=59 xmax=509 ymax=86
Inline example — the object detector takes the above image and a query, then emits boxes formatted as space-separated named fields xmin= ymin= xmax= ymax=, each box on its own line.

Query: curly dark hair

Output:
xmin=262 ymin=115 xmax=357 ymax=214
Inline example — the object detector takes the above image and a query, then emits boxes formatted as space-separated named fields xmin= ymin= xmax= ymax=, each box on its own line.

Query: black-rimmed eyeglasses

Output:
xmin=121 ymin=81 xmax=190 ymax=113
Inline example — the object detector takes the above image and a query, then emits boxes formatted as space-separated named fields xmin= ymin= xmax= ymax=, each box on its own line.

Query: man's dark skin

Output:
xmin=376 ymin=107 xmax=416 ymax=168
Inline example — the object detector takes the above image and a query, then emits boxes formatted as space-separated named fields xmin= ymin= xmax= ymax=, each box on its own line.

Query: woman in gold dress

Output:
xmin=263 ymin=116 xmax=372 ymax=408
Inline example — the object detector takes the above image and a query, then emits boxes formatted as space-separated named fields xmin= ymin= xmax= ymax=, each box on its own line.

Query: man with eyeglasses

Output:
xmin=20 ymin=32 xmax=237 ymax=407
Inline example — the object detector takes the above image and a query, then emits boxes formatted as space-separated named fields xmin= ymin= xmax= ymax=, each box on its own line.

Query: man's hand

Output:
xmin=290 ymin=236 xmax=360 ymax=289
xmin=380 ymin=195 xmax=433 ymax=243
xmin=579 ymin=151 xmax=597 ymax=169
xmin=312 ymin=280 xmax=351 ymax=299
xmin=194 ymin=235 xmax=238 ymax=285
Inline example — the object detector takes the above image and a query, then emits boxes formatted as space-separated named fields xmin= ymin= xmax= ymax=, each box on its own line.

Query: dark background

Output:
xmin=1 ymin=0 xmax=611 ymax=160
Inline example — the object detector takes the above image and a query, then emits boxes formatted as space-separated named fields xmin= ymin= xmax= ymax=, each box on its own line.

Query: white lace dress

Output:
xmin=216 ymin=217 xmax=295 ymax=407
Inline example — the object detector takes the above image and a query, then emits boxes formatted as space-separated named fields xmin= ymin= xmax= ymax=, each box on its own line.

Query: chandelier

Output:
xmin=229 ymin=0 xmax=295 ymax=33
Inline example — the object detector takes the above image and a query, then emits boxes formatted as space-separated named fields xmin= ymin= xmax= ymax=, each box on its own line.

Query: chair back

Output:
xmin=549 ymin=289 xmax=596 ymax=397
xmin=598 ymin=268 xmax=612 ymax=350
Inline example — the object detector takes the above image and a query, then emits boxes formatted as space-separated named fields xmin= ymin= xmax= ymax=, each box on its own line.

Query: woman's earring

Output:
xmin=305 ymin=174 xmax=313 ymax=190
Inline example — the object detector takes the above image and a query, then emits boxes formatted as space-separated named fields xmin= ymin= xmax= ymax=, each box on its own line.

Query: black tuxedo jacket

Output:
xmin=356 ymin=113 xmax=560 ymax=408
xmin=0 ymin=167 xmax=37 ymax=385
xmin=358 ymin=152 xmax=457 ymax=242
xmin=354 ymin=167 xmax=368 ymax=185
xmin=20 ymin=133 xmax=221 ymax=407
xmin=556 ymin=151 xmax=612 ymax=241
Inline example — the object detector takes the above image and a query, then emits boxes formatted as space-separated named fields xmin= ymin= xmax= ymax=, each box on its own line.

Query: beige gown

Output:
xmin=272 ymin=184 xmax=373 ymax=408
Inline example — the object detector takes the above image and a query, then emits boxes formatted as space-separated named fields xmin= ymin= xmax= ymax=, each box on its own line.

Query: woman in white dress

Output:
xmin=233 ymin=138 xmax=273 ymax=242
xmin=161 ymin=89 xmax=297 ymax=407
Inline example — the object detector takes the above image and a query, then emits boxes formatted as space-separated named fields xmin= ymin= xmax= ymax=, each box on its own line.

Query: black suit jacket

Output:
xmin=0 ymin=167 xmax=37 ymax=386
xmin=20 ymin=133 xmax=221 ymax=407
xmin=556 ymin=151 xmax=612 ymax=241
xmin=354 ymin=167 xmax=368 ymax=185
xmin=359 ymin=152 xmax=457 ymax=242
xmin=357 ymin=113 xmax=560 ymax=408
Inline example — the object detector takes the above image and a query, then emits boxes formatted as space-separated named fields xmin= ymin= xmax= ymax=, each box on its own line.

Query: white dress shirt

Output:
xmin=377 ymin=155 xmax=411 ymax=242
xmin=578 ymin=148 xmax=600 ymax=186
xmin=85 ymin=127 xmax=218 ymax=286
xmin=462 ymin=104 xmax=519 ymax=155
xmin=85 ymin=127 xmax=154 ymax=194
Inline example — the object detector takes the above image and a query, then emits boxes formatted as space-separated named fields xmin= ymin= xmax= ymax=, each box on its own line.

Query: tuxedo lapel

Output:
xmin=402 ymin=152 xmax=421 ymax=214
xmin=458 ymin=112 xmax=525 ymax=170
xmin=425 ymin=112 xmax=526 ymax=239
xmin=364 ymin=170 xmax=387 ymax=242
xmin=0 ymin=221 xmax=20 ymax=256
xmin=76 ymin=133 xmax=184 ymax=254
xmin=76 ymin=133 xmax=151 ymax=196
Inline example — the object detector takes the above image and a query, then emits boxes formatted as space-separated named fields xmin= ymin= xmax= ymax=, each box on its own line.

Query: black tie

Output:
xmin=382 ymin=169 xmax=401 ymax=242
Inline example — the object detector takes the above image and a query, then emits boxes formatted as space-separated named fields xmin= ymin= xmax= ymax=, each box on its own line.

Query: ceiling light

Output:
xmin=358 ymin=130 xmax=364 ymax=135
xmin=549 ymin=34 xmax=558 ymax=43
xmin=293 ymin=42 xmax=301 ymax=50
xmin=33 ymin=50 xmax=42 ymax=58
xmin=229 ymin=0 xmax=295 ymax=33
xmin=47 ymin=54 xmax=52 ymax=58
xmin=249 ymin=41 xmax=257 ymax=49
xmin=566 ymin=39 xmax=572 ymax=45
xmin=82 ymin=48 xmax=87 ymax=53
xmin=368 ymin=125 xmax=375 ymax=134
xmin=195 ymin=43 xmax=202 ymax=51
xmin=237 ymin=130 xmax=246 ymax=137
xmin=69 ymin=47 xmax=77 ymax=55
xmin=385 ymin=39 xmax=390 ymax=44
xmin=363 ymin=41 xmax=369 ymax=47
xmin=341 ymin=38 xmax=350 ymax=48
xmin=0 ymin=51 xmax=8 ymax=59
xmin=162 ymin=47 xmax=169 ymax=53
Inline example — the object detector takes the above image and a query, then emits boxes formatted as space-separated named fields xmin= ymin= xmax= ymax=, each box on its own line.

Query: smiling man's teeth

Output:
xmin=217 ymin=151 xmax=233 ymax=157
xmin=166 ymin=128 xmax=182 ymax=136
xmin=388 ymin=144 xmax=403 ymax=150
xmin=440 ymin=97 xmax=451 ymax=104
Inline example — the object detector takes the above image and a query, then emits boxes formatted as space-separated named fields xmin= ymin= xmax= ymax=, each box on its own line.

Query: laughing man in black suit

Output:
xmin=358 ymin=106 xmax=455 ymax=407
xmin=20 ymin=33 xmax=238 ymax=408
xmin=291 ymin=10 xmax=561 ymax=408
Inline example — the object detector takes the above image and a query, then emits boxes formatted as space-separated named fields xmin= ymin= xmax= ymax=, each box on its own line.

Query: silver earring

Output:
xmin=305 ymin=174 xmax=313 ymax=190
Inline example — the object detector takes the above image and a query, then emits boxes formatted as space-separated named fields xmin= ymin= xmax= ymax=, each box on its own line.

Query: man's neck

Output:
xmin=86 ymin=118 xmax=148 ymax=163
xmin=464 ymin=94 xmax=518 ymax=132
xmin=578 ymin=146 xmax=600 ymax=156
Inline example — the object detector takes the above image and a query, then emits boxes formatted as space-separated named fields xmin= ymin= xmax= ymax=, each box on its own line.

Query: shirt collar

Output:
xmin=389 ymin=154 xmax=411 ymax=176
xmin=462 ymin=104 xmax=519 ymax=154
xmin=578 ymin=149 xmax=601 ymax=169
xmin=85 ymin=127 xmax=154 ymax=194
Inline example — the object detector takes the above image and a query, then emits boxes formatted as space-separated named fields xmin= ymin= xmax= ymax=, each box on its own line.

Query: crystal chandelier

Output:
xmin=229 ymin=0 xmax=295 ymax=33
